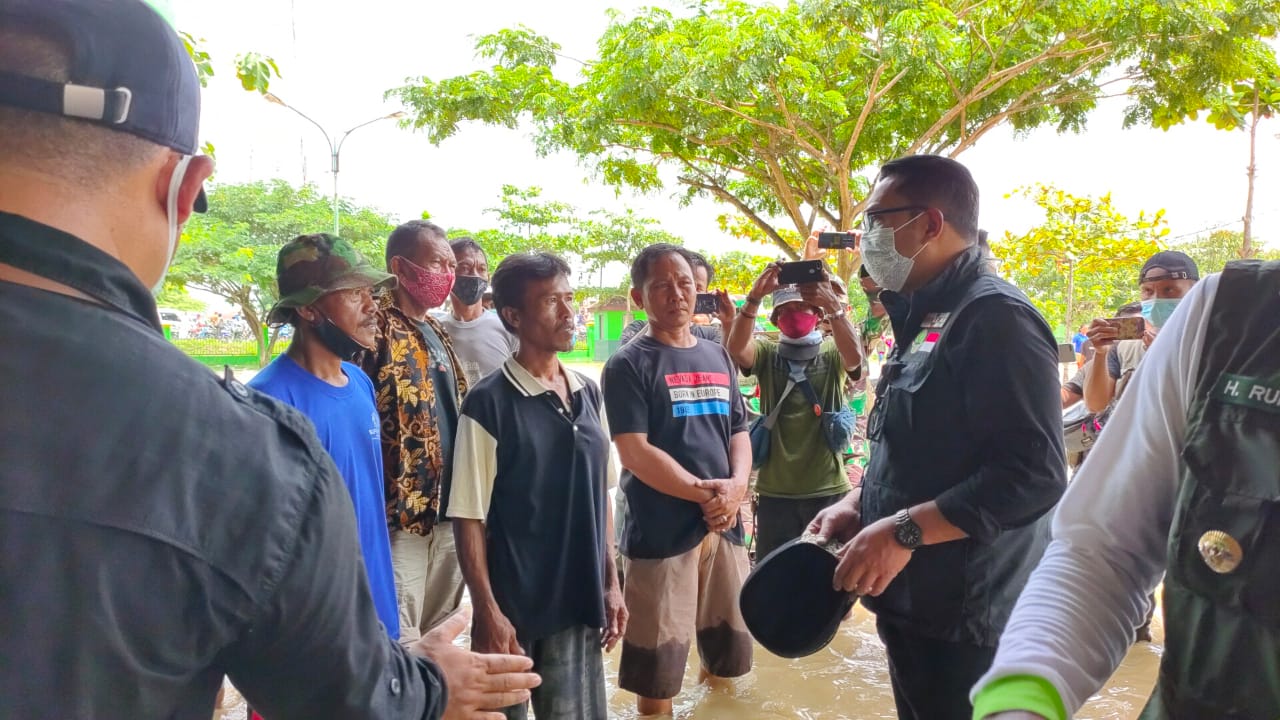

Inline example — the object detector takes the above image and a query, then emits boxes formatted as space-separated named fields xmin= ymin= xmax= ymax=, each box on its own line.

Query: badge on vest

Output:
xmin=921 ymin=312 xmax=950 ymax=329
xmin=909 ymin=330 xmax=941 ymax=355
xmin=1213 ymin=373 xmax=1280 ymax=415
xmin=1198 ymin=530 xmax=1243 ymax=574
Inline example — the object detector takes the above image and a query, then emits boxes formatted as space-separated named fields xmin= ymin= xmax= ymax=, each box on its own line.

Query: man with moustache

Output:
xmin=250 ymin=234 xmax=401 ymax=641
xmin=450 ymin=252 xmax=626 ymax=719
xmin=363 ymin=219 xmax=469 ymax=644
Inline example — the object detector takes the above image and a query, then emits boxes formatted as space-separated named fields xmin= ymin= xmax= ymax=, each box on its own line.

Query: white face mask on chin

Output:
xmin=152 ymin=154 xmax=195 ymax=295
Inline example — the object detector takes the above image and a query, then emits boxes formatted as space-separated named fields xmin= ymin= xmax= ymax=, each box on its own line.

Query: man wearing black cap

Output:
xmin=0 ymin=1 xmax=537 ymax=717
xmin=1082 ymin=250 xmax=1200 ymax=414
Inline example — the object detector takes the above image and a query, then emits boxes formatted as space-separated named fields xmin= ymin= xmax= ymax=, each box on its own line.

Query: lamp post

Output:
xmin=265 ymin=93 xmax=405 ymax=235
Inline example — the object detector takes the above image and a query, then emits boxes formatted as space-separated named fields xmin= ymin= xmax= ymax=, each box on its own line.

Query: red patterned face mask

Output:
xmin=397 ymin=258 xmax=454 ymax=309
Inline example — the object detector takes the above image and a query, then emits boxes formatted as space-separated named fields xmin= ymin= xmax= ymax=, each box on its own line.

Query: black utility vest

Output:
xmin=861 ymin=248 xmax=1056 ymax=646
xmin=1142 ymin=261 xmax=1280 ymax=719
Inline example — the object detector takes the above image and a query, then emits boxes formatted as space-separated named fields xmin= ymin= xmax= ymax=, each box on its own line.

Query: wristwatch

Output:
xmin=893 ymin=509 xmax=922 ymax=550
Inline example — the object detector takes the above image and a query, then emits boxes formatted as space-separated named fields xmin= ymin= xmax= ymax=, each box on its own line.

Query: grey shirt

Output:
xmin=435 ymin=310 xmax=519 ymax=386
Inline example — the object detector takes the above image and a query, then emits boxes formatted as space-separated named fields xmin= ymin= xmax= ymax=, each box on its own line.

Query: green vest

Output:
xmin=1141 ymin=260 xmax=1280 ymax=719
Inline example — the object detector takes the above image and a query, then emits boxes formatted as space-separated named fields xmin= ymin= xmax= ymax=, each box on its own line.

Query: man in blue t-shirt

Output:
xmin=249 ymin=233 xmax=401 ymax=640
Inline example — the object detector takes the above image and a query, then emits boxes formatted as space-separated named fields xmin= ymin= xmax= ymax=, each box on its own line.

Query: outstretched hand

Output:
xmin=412 ymin=607 xmax=541 ymax=720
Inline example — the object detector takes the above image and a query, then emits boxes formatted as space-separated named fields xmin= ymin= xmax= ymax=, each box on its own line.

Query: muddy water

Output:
xmin=599 ymin=603 xmax=1162 ymax=720
xmin=217 ymin=601 xmax=1162 ymax=720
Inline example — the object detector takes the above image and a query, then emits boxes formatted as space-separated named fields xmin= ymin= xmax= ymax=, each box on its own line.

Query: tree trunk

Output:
xmin=1242 ymin=87 xmax=1260 ymax=259
xmin=1064 ymin=258 xmax=1076 ymax=341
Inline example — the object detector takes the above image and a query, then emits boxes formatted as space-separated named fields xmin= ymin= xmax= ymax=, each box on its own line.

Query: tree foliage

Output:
xmin=179 ymin=32 xmax=280 ymax=157
xmin=446 ymin=185 xmax=684 ymax=300
xmin=992 ymin=184 xmax=1166 ymax=335
xmin=168 ymin=180 xmax=398 ymax=366
xmin=703 ymin=250 xmax=774 ymax=296
xmin=390 ymin=0 xmax=1279 ymax=259
xmin=1175 ymin=229 xmax=1280 ymax=273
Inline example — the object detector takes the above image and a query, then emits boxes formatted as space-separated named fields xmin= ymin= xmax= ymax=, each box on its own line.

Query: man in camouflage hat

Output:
xmin=250 ymin=233 xmax=402 ymax=642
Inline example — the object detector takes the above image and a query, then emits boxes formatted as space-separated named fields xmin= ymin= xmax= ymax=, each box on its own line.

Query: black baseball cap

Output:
xmin=0 ymin=0 xmax=206 ymax=211
xmin=740 ymin=535 xmax=856 ymax=658
xmin=1139 ymin=250 xmax=1199 ymax=284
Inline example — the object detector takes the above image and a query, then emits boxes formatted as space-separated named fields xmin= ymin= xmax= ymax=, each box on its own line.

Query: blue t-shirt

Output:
xmin=249 ymin=355 xmax=400 ymax=640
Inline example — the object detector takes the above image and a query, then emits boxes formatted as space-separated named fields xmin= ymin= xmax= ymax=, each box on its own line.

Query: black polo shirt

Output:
xmin=445 ymin=357 xmax=615 ymax=643
xmin=0 ymin=211 xmax=445 ymax=718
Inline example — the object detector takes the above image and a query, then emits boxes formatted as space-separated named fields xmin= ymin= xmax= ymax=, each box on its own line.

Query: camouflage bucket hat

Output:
xmin=266 ymin=233 xmax=397 ymax=324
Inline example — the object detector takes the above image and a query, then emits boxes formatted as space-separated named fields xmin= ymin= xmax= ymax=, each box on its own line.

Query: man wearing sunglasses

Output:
xmin=809 ymin=155 xmax=1066 ymax=720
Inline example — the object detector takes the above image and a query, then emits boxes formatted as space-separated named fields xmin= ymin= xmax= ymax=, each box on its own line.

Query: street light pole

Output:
xmin=265 ymin=93 xmax=405 ymax=235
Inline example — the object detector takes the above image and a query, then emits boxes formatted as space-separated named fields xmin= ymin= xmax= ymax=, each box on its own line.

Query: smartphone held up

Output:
xmin=694 ymin=293 xmax=720 ymax=315
xmin=777 ymin=260 xmax=826 ymax=285
xmin=816 ymin=231 xmax=859 ymax=250
xmin=1108 ymin=316 xmax=1145 ymax=341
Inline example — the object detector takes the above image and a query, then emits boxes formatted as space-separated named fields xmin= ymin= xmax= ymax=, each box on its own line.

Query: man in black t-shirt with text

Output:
xmin=603 ymin=244 xmax=754 ymax=716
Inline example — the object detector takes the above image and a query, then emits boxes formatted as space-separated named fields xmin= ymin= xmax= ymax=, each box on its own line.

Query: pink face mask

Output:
xmin=398 ymin=258 xmax=454 ymax=309
xmin=777 ymin=309 xmax=820 ymax=338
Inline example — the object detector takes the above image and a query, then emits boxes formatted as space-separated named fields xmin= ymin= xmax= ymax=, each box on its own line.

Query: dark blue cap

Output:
xmin=0 ymin=0 xmax=206 ymax=209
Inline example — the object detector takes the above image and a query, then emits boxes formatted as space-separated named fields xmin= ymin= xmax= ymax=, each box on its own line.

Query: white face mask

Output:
xmin=860 ymin=212 xmax=926 ymax=293
xmin=153 ymin=154 xmax=195 ymax=294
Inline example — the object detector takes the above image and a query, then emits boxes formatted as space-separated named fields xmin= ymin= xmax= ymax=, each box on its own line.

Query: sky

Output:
xmin=171 ymin=0 xmax=1278 ymax=301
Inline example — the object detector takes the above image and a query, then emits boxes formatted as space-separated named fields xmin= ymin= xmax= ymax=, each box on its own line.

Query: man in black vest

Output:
xmin=809 ymin=155 xmax=1067 ymax=720
xmin=972 ymin=262 xmax=1280 ymax=719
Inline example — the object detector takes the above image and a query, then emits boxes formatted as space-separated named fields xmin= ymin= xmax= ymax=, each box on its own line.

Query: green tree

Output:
xmin=579 ymin=208 xmax=683 ymax=286
xmin=993 ymin=185 xmax=1166 ymax=335
xmin=704 ymin=250 xmax=773 ymax=296
xmin=448 ymin=185 xmax=584 ymax=265
xmin=1162 ymin=77 xmax=1280 ymax=259
xmin=390 ymin=1 xmax=1278 ymax=258
xmin=179 ymin=32 xmax=280 ymax=157
xmin=154 ymin=286 xmax=206 ymax=312
xmin=168 ymin=180 xmax=398 ymax=366
xmin=1176 ymin=229 xmax=1280 ymax=274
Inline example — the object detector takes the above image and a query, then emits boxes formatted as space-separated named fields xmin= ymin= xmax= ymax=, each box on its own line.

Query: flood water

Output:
xmin=216 ymin=364 xmax=1161 ymax=719
xmin=217 ymin=600 xmax=1162 ymax=720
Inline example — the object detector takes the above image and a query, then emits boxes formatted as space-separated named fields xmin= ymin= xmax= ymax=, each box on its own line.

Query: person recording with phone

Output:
xmin=1082 ymin=251 xmax=1200 ymax=414
xmin=726 ymin=232 xmax=863 ymax=559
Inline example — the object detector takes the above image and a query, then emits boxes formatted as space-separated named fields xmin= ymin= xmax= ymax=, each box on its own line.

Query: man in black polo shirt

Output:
xmin=604 ymin=243 xmax=754 ymax=716
xmin=809 ymin=155 xmax=1066 ymax=720
xmin=448 ymin=252 xmax=626 ymax=720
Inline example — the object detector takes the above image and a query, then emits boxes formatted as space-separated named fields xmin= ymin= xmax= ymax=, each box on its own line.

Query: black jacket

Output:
xmin=861 ymin=246 xmax=1067 ymax=646
xmin=0 ymin=211 xmax=446 ymax=719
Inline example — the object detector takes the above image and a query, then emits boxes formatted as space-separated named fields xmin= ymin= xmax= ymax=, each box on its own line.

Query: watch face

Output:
xmin=894 ymin=515 xmax=922 ymax=549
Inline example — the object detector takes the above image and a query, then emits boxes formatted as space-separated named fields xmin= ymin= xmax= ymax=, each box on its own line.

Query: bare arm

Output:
xmin=728 ymin=263 xmax=781 ymax=370
xmin=1082 ymin=348 xmax=1116 ymax=413
xmin=826 ymin=310 xmax=864 ymax=375
xmin=455 ymin=518 xmax=522 ymax=656
xmin=454 ymin=519 xmax=499 ymax=619
xmin=726 ymin=297 xmax=760 ymax=370
xmin=910 ymin=500 xmax=967 ymax=545
xmin=1082 ymin=319 xmax=1119 ymax=413
xmin=613 ymin=432 xmax=716 ymax=503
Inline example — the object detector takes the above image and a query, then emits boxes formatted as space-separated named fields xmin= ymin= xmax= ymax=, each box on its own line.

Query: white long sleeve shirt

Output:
xmin=973 ymin=274 xmax=1221 ymax=713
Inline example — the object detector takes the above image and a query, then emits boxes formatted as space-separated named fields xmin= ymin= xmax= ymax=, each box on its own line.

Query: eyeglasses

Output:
xmin=860 ymin=205 xmax=926 ymax=233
